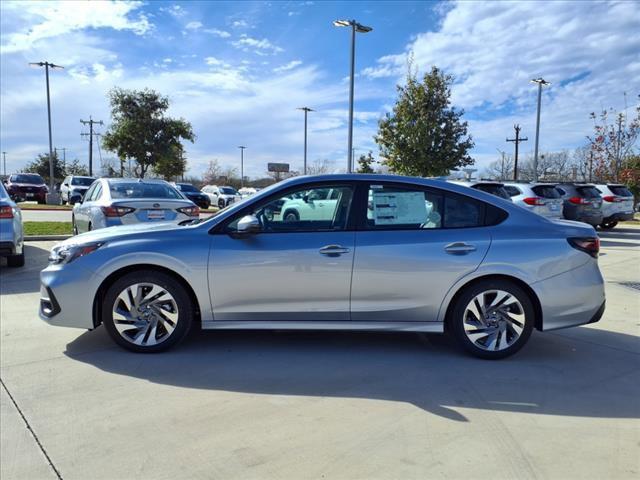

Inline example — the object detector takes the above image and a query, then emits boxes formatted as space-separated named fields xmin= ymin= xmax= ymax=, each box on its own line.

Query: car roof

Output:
xmin=103 ymin=178 xmax=170 ymax=184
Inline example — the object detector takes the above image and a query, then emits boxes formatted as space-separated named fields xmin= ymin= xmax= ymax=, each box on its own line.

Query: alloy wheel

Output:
xmin=462 ymin=289 xmax=525 ymax=351
xmin=111 ymin=283 xmax=179 ymax=346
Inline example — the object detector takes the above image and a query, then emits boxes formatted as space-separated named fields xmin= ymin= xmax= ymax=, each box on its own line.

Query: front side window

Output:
xmin=227 ymin=185 xmax=354 ymax=233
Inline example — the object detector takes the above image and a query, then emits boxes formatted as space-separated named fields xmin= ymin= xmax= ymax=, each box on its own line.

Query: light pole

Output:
xmin=2 ymin=152 xmax=6 ymax=177
xmin=238 ymin=146 xmax=246 ymax=188
xmin=531 ymin=77 xmax=551 ymax=181
xmin=29 ymin=61 xmax=64 ymax=202
xmin=297 ymin=107 xmax=313 ymax=175
xmin=333 ymin=19 xmax=372 ymax=173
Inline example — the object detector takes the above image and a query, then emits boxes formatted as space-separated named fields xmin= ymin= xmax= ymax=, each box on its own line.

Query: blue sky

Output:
xmin=1 ymin=0 xmax=639 ymax=178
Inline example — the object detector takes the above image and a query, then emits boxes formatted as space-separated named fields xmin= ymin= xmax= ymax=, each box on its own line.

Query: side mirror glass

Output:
xmin=236 ymin=215 xmax=261 ymax=234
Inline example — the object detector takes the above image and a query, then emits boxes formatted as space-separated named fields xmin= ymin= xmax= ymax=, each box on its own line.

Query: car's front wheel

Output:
xmin=449 ymin=279 xmax=534 ymax=359
xmin=102 ymin=271 xmax=193 ymax=353
xmin=599 ymin=220 xmax=618 ymax=230
xmin=7 ymin=252 xmax=25 ymax=268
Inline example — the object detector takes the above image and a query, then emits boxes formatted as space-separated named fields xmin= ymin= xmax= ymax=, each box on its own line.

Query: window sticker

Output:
xmin=372 ymin=191 xmax=427 ymax=225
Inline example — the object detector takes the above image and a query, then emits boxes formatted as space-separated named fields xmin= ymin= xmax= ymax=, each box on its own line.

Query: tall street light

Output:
xmin=531 ymin=77 xmax=551 ymax=181
xmin=2 ymin=152 xmax=6 ymax=177
xmin=333 ymin=19 xmax=372 ymax=173
xmin=297 ymin=107 xmax=313 ymax=174
xmin=238 ymin=146 xmax=246 ymax=188
xmin=29 ymin=61 xmax=64 ymax=202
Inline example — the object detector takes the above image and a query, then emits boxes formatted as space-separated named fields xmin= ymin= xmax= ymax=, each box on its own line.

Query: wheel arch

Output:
xmin=92 ymin=264 xmax=202 ymax=329
xmin=442 ymin=274 xmax=543 ymax=332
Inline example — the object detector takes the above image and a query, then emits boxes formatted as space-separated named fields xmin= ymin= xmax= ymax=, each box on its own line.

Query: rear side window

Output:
xmin=444 ymin=194 xmax=483 ymax=228
xmin=504 ymin=186 xmax=521 ymax=197
xmin=609 ymin=186 xmax=633 ymax=197
xmin=532 ymin=185 xmax=561 ymax=198
xmin=577 ymin=186 xmax=601 ymax=198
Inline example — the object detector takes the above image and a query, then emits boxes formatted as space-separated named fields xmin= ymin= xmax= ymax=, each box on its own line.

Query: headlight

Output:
xmin=48 ymin=242 xmax=104 ymax=265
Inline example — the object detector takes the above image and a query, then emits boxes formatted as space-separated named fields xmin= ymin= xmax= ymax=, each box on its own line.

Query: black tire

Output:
xmin=449 ymin=279 xmax=534 ymax=359
xmin=102 ymin=270 xmax=193 ymax=353
xmin=600 ymin=221 xmax=618 ymax=230
xmin=72 ymin=216 xmax=78 ymax=235
xmin=7 ymin=252 xmax=25 ymax=268
xmin=87 ymin=222 xmax=92 ymax=231
xmin=283 ymin=210 xmax=299 ymax=222
xmin=37 ymin=199 xmax=45 ymax=205
xmin=218 ymin=198 xmax=226 ymax=209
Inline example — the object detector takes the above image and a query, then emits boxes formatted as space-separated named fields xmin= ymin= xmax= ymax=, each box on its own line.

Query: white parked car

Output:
xmin=503 ymin=182 xmax=563 ymax=219
xmin=201 ymin=185 xmax=242 ymax=208
xmin=594 ymin=184 xmax=635 ymax=229
xmin=59 ymin=175 xmax=96 ymax=205
xmin=448 ymin=180 xmax=512 ymax=201
xmin=279 ymin=187 xmax=343 ymax=222
xmin=0 ymin=182 xmax=24 ymax=267
xmin=238 ymin=187 xmax=259 ymax=198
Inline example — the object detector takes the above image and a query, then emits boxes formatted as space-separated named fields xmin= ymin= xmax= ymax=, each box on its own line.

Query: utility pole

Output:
xmin=506 ymin=124 xmax=528 ymax=181
xmin=238 ymin=146 xmax=246 ymax=188
xmin=55 ymin=147 xmax=66 ymax=173
xmin=297 ymin=107 xmax=313 ymax=175
xmin=80 ymin=116 xmax=103 ymax=176
xmin=2 ymin=152 xmax=6 ymax=177
xmin=615 ymin=114 xmax=623 ymax=182
xmin=531 ymin=77 xmax=551 ymax=181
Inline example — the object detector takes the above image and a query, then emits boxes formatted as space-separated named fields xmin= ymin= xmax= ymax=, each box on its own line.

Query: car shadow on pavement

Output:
xmin=0 ymin=244 xmax=52 ymax=294
xmin=64 ymin=326 xmax=640 ymax=422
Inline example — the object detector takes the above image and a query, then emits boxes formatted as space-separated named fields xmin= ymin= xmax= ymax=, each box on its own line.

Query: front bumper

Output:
xmin=532 ymin=259 xmax=606 ymax=331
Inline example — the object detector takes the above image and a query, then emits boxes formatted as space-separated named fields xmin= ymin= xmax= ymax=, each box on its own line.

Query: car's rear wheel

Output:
xmin=600 ymin=220 xmax=618 ymax=230
xmin=283 ymin=210 xmax=299 ymax=222
xmin=218 ymin=198 xmax=226 ymax=208
xmin=450 ymin=279 xmax=534 ymax=359
xmin=102 ymin=271 xmax=193 ymax=353
xmin=7 ymin=252 xmax=25 ymax=268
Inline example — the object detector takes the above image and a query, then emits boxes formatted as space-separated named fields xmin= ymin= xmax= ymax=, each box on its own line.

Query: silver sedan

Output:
xmin=0 ymin=182 xmax=24 ymax=267
xmin=72 ymin=178 xmax=199 ymax=234
xmin=40 ymin=174 xmax=605 ymax=359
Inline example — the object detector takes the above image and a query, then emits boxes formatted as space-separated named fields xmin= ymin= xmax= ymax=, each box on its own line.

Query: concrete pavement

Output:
xmin=1 ymin=230 xmax=639 ymax=479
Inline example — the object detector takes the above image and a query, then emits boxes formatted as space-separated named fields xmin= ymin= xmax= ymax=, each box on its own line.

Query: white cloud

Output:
xmin=203 ymin=28 xmax=231 ymax=38
xmin=231 ymin=20 xmax=250 ymax=29
xmin=273 ymin=60 xmax=303 ymax=73
xmin=232 ymin=34 xmax=283 ymax=55
xmin=185 ymin=21 xmax=202 ymax=31
xmin=1 ymin=0 xmax=152 ymax=53
xmin=160 ymin=5 xmax=186 ymax=18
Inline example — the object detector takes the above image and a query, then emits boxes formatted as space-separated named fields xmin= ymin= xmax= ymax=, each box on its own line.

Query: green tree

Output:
xmin=375 ymin=66 xmax=474 ymax=177
xmin=65 ymin=158 xmax=89 ymax=176
xmin=23 ymin=152 xmax=64 ymax=184
xmin=356 ymin=151 xmax=376 ymax=173
xmin=102 ymin=88 xmax=195 ymax=178
xmin=153 ymin=145 xmax=187 ymax=180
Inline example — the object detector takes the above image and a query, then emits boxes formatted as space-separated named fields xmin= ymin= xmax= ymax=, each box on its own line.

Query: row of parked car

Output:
xmin=451 ymin=180 xmax=636 ymax=230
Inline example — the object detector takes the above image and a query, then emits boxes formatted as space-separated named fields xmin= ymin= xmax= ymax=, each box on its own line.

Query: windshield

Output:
xmin=609 ymin=186 xmax=633 ymax=197
xmin=71 ymin=177 xmax=96 ymax=186
xmin=577 ymin=186 xmax=601 ymax=199
xmin=177 ymin=184 xmax=199 ymax=192
xmin=532 ymin=185 xmax=561 ymax=198
xmin=220 ymin=187 xmax=237 ymax=195
xmin=109 ymin=182 xmax=183 ymax=199
xmin=473 ymin=184 xmax=511 ymax=200
xmin=10 ymin=174 xmax=44 ymax=184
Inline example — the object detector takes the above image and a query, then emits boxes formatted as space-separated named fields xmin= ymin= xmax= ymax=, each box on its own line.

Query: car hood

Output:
xmin=10 ymin=183 xmax=46 ymax=188
xmin=61 ymin=221 xmax=184 ymax=246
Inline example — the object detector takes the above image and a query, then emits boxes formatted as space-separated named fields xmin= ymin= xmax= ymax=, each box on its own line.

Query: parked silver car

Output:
xmin=0 ymin=182 xmax=24 ymax=267
xmin=503 ymin=182 xmax=563 ymax=219
xmin=594 ymin=184 xmax=635 ymax=229
xmin=41 ymin=174 xmax=605 ymax=359
xmin=72 ymin=178 xmax=199 ymax=234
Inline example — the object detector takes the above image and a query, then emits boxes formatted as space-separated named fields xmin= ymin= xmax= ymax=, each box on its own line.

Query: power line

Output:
xmin=80 ymin=116 xmax=103 ymax=176
xmin=506 ymin=124 xmax=528 ymax=181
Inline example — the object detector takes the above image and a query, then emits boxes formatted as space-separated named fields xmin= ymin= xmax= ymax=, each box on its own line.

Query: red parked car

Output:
xmin=4 ymin=173 xmax=48 ymax=204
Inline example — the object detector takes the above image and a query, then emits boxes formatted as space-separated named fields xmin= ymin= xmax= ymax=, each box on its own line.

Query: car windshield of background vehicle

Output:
xmin=609 ymin=186 xmax=633 ymax=197
xmin=578 ymin=186 xmax=602 ymax=198
xmin=532 ymin=185 xmax=561 ymax=198
xmin=11 ymin=174 xmax=44 ymax=184
xmin=473 ymin=184 xmax=511 ymax=199
xmin=71 ymin=177 xmax=95 ymax=186
xmin=178 ymin=184 xmax=199 ymax=192
xmin=220 ymin=187 xmax=237 ymax=195
xmin=504 ymin=186 xmax=521 ymax=197
xmin=110 ymin=182 xmax=183 ymax=199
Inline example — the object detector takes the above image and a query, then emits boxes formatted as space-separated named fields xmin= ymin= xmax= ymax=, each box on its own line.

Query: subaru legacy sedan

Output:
xmin=41 ymin=175 xmax=605 ymax=359
xmin=72 ymin=178 xmax=199 ymax=234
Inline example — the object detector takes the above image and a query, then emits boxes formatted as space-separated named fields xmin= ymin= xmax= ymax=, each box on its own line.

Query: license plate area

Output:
xmin=147 ymin=209 xmax=165 ymax=220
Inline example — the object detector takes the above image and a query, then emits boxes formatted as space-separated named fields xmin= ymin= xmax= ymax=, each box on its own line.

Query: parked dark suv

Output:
xmin=3 ymin=173 xmax=48 ymax=204
xmin=555 ymin=183 xmax=603 ymax=226
xmin=172 ymin=183 xmax=211 ymax=209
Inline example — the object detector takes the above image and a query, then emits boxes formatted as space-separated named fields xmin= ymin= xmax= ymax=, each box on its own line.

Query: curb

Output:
xmin=25 ymin=235 xmax=72 ymax=242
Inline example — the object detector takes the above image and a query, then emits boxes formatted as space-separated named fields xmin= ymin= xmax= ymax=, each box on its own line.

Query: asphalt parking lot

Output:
xmin=1 ymin=228 xmax=639 ymax=480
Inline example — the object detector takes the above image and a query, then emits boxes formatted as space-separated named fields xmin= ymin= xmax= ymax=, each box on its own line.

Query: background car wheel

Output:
xmin=283 ymin=210 xmax=299 ymax=222
xmin=600 ymin=221 xmax=618 ymax=230
xmin=449 ymin=279 xmax=534 ymax=359
xmin=7 ymin=252 xmax=25 ymax=268
xmin=218 ymin=199 xmax=225 ymax=208
xmin=72 ymin=216 xmax=78 ymax=235
xmin=102 ymin=271 xmax=193 ymax=353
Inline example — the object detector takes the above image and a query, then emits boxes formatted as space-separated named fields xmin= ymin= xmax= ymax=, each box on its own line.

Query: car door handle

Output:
xmin=444 ymin=242 xmax=477 ymax=254
xmin=319 ymin=245 xmax=351 ymax=256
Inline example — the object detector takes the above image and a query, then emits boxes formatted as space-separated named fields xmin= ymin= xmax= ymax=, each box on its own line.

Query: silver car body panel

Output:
xmin=0 ymin=183 xmax=23 ymax=255
xmin=503 ymin=182 xmax=564 ymax=219
xmin=40 ymin=174 xmax=605 ymax=335
xmin=595 ymin=184 xmax=635 ymax=220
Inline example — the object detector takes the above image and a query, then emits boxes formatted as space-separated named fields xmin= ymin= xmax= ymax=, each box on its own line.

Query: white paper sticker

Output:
xmin=372 ymin=191 xmax=427 ymax=225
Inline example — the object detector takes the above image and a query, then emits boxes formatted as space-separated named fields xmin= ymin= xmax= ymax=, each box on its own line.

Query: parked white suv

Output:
xmin=201 ymin=185 xmax=241 ymax=208
xmin=59 ymin=175 xmax=96 ymax=205
xmin=594 ymin=184 xmax=635 ymax=229
xmin=279 ymin=187 xmax=342 ymax=222
xmin=448 ymin=180 xmax=512 ymax=201
xmin=503 ymin=182 xmax=563 ymax=219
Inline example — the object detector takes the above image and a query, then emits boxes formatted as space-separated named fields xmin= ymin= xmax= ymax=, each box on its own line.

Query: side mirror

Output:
xmin=236 ymin=215 xmax=261 ymax=234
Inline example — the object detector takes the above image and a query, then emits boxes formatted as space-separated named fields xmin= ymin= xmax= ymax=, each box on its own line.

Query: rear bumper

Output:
xmin=532 ymin=259 xmax=605 ymax=331
xmin=604 ymin=212 xmax=634 ymax=222
xmin=0 ymin=241 xmax=16 ymax=256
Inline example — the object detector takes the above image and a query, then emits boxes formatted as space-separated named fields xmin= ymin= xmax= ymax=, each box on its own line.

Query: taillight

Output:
xmin=0 ymin=206 xmax=14 ymax=219
xmin=602 ymin=195 xmax=622 ymax=203
xmin=568 ymin=196 xmax=589 ymax=205
xmin=177 ymin=206 xmax=200 ymax=217
xmin=568 ymin=237 xmax=600 ymax=258
xmin=523 ymin=197 xmax=545 ymax=206
xmin=101 ymin=206 xmax=135 ymax=217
